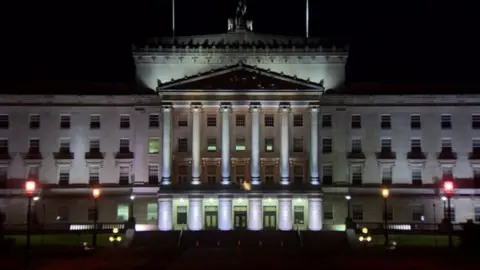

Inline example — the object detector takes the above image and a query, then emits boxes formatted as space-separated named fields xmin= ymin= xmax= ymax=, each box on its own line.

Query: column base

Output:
xmin=280 ymin=177 xmax=290 ymax=185
xmin=251 ymin=177 xmax=260 ymax=185
xmin=191 ymin=178 xmax=201 ymax=185
xmin=221 ymin=177 xmax=230 ymax=185
xmin=310 ymin=177 xmax=320 ymax=185
xmin=161 ymin=177 xmax=171 ymax=185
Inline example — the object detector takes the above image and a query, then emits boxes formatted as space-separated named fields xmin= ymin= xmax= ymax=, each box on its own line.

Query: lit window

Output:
xmin=265 ymin=138 xmax=274 ymax=152
xmin=147 ymin=203 xmax=158 ymax=221
xmin=236 ymin=137 xmax=246 ymax=151
xmin=149 ymin=137 xmax=159 ymax=154
xmin=117 ymin=204 xmax=129 ymax=221
xmin=207 ymin=138 xmax=217 ymax=152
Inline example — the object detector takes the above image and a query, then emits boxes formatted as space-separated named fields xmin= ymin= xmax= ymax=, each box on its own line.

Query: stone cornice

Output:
xmin=0 ymin=95 xmax=162 ymax=106
xmin=320 ymin=94 xmax=480 ymax=106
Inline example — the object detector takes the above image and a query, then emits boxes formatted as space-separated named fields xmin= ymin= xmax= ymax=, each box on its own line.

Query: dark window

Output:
xmin=90 ymin=115 xmax=100 ymax=129
xmin=29 ymin=114 xmax=40 ymax=129
xmin=441 ymin=114 xmax=451 ymax=129
xmin=293 ymin=114 xmax=303 ymax=127
xmin=294 ymin=206 xmax=304 ymax=224
xmin=177 ymin=206 xmax=187 ymax=225
xmin=380 ymin=115 xmax=391 ymax=129
xmin=60 ymin=115 xmax=70 ymax=129
xmin=322 ymin=114 xmax=332 ymax=128
xmin=410 ymin=115 xmax=421 ymax=129
xmin=149 ymin=114 xmax=159 ymax=128
xmin=351 ymin=115 xmax=361 ymax=129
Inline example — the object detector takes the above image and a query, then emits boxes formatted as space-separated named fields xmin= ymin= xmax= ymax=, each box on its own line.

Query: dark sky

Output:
xmin=2 ymin=0 xmax=479 ymax=86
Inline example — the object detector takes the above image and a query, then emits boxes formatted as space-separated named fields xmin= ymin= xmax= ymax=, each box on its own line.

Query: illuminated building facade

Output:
xmin=1 ymin=3 xmax=479 ymax=231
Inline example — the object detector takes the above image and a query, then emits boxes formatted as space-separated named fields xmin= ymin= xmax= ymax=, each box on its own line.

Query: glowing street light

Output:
xmin=24 ymin=180 xmax=37 ymax=264
xmin=381 ymin=187 xmax=390 ymax=247
xmin=443 ymin=179 xmax=455 ymax=248
xmin=91 ymin=187 xmax=101 ymax=248
xmin=345 ymin=195 xmax=352 ymax=223
xmin=381 ymin=188 xmax=389 ymax=199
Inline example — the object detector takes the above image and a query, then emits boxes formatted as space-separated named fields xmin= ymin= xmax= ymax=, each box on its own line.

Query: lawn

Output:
xmin=370 ymin=234 xmax=461 ymax=247
xmin=5 ymin=233 xmax=120 ymax=247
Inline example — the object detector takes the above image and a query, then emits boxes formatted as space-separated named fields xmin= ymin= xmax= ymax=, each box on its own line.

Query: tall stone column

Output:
xmin=250 ymin=104 xmax=261 ymax=185
xmin=220 ymin=104 xmax=232 ymax=185
xmin=188 ymin=196 xmax=203 ymax=231
xmin=279 ymin=104 xmax=291 ymax=185
xmin=278 ymin=197 xmax=293 ymax=231
xmin=248 ymin=197 xmax=262 ymax=230
xmin=218 ymin=196 xmax=233 ymax=231
xmin=308 ymin=196 xmax=323 ymax=231
xmin=158 ymin=197 xmax=173 ymax=231
xmin=191 ymin=104 xmax=202 ymax=185
xmin=161 ymin=104 xmax=173 ymax=185
xmin=309 ymin=104 xmax=320 ymax=185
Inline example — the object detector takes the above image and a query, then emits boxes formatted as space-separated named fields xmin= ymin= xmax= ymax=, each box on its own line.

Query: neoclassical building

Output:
xmin=1 ymin=4 xmax=479 ymax=232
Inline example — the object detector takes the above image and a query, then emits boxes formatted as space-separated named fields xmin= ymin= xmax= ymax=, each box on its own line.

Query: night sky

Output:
xmin=2 ymin=0 xmax=479 ymax=87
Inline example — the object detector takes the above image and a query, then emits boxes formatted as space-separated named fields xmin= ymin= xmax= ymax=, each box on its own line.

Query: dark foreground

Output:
xmin=0 ymin=246 xmax=476 ymax=270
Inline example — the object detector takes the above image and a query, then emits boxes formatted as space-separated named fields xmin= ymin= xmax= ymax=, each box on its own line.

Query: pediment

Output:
xmin=157 ymin=62 xmax=324 ymax=90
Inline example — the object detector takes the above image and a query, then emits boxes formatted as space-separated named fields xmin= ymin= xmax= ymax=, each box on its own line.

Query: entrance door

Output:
xmin=234 ymin=206 xmax=247 ymax=230
xmin=263 ymin=206 xmax=277 ymax=230
xmin=204 ymin=206 xmax=218 ymax=230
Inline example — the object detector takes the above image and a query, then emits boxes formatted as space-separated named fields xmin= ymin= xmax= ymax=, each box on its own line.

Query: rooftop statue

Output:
xmin=235 ymin=0 xmax=247 ymax=29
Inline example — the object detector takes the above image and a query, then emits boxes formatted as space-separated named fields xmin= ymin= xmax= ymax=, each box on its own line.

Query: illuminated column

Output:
xmin=308 ymin=196 xmax=323 ymax=231
xmin=250 ymin=104 xmax=261 ymax=185
xmin=188 ymin=196 xmax=203 ymax=231
xmin=158 ymin=197 xmax=173 ymax=231
xmin=278 ymin=197 xmax=293 ymax=231
xmin=279 ymin=104 xmax=291 ymax=185
xmin=309 ymin=104 xmax=320 ymax=185
xmin=248 ymin=197 xmax=262 ymax=230
xmin=220 ymin=104 xmax=232 ymax=185
xmin=218 ymin=196 xmax=233 ymax=231
xmin=161 ymin=104 xmax=173 ymax=184
xmin=191 ymin=104 xmax=202 ymax=185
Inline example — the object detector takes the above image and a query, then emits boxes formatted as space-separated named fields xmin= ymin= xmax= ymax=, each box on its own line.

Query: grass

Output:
xmin=5 ymin=233 xmax=121 ymax=247
xmin=370 ymin=234 xmax=461 ymax=247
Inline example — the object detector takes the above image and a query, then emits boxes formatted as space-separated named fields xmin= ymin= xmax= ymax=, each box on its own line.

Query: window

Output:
xmin=381 ymin=167 xmax=392 ymax=185
xmin=58 ymin=166 xmax=70 ymax=184
xmin=265 ymin=138 xmax=274 ymax=152
xmin=29 ymin=114 xmax=40 ymax=129
xmin=323 ymin=204 xmax=334 ymax=220
xmin=411 ymin=167 xmax=422 ymax=185
xmin=178 ymin=115 xmax=188 ymax=127
xmin=29 ymin=139 xmax=40 ymax=152
xmin=351 ymin=114 xmax=361 ymax=129
xmin=293 ymin=114 xmax=303 ymax=127
xmin=148 ymin=164 xmax=159 ymax=184
xmin=147 ymin=203 xmax=158 ymax=221
xmin=119 ymin=166 xmax=130 ymax=184
xmin=412 ymin=205 xmax=424 ymax=221
xmin=292 ymin=166 xmax=304 ymax=184
xmin=89 ymin=166 xmax=100 ymax=184
xmin=207 ymin=114 xmax=217 ymax=127
xmin=293 ymin=138 xmax=303 ymax=152
xmin=441 ymin=114 xmax=451 ymax=129
xmin=322 ymin=114 xmax=332 ymax=128
xmin=27 ymin=166 xmax=39 ymax=179
xmin=264 ymin=114 xmax=274 ymax=127
xmin=264 ymin=166 xmax=275 ymax=184
xmin=322 ymin=164 xmax=333 ymax=185
xmin=90 ymin=115 xmax=100 ymax=129
xmin=410 ymin=114 xmax=421 ymax=129
xmin=0 ymin=167 xmax=8 ymax=183
xmin=0 ymin=114 xmax=8 ymax=129
xmin=56 ymin=206 xmax=69 ymax=221
xmin=473 ymin=167 xmax=480 ymax=180
xmin=352 ymin=205 xmax=363 ymax=221
xmin=89 ymin=139 xmax=100 ymax=152
xmin=236 ymin=114 xmax=245 ymax=127
xmin=60 ymin=115 xmax=71 ymax=129
xmin=442 ymin=166 xmax=453 ymax=179
xmin=177 ymin=206 xmax=187 ymax=225
xmin=59 ymin=138 xmax=70 ymax=152
xmin=207 ymin=138 xmax=217 ymax=152
xmin=410 ymin=138 xmax=422 ymax=152
xmin=351 ymin=165 xmax=362 ymax=185
xmin=381 ymin=138 xmax=392 ymax=152
xmin=148 ymin=137 xmax=159 ymax=154
xmin=119 ymin=139 xmax=130 ymax=152
xmin=178 ymin=138 xmax=188 ymax=152
xmin=322 ymin=138 xmax=332 ymax=153
xmin=236 ymin=137 xmax=246 ymax=151
xmin=294 ymin=206 xmax=304 ymax=224
xmin=473 ymin=138 xmax=480 ymax=152
xmin=235 ymin=166 xmax=245 ymax=184
xmin=120 ymin=115 xmax=130 ymax=129
xmin=472 ymin=114 xmax=480 ymax=129
xmin=351 ymin=138 xmax=362 ymax=153
xmin=441 ymin=138 xmax=452 ymax=152
xmin=178 ymin=166 xmax=188 ymax=184
xmin=380 ymin=114 xmax=391 ymax=129
xmin=0 ymin=139 xmax=8 ymax=153
xmin=474 ymin=206 xmax=480 ymax=222
xmin=117 ymin=204 xmax=129 ymax=221
xmin=149 ymin=114 xmax=159 ymax=128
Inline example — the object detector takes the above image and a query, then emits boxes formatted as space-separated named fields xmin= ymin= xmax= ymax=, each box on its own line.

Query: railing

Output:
xmin=354 ymin=222 xmax=464 ymax=233
xmin=3 ymin=222 xmax=128 ymax=234
xmin=297 ymin=228 xmax=304 ymax=248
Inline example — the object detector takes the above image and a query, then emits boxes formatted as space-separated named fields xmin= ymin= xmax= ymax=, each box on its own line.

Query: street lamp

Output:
xmin=92 ymin=187 xmax=101 ymax=248
xmin=345 ymin=195 xmax=353 ymax=229
xmin=441 ymin=196 xmax=447 ymax=219
xmin=128 ymin=194 xmax=136 ymax=229
xmin=443 ymin=180 xmax=454 ymax=248
xmin=24 ymin=180 xmax=36 ymax=264
xmin=381 ymin=187 xmax=389 ymax=247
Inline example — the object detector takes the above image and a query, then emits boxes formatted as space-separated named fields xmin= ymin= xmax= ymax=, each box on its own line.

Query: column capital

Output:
xmin=220 ymin=103 xmax=232 ymax=113
xmin=279 ymin=104 xmax=291 ymax=112
xmin=190 ymin=103 xmax=203 ymax=113
xmin=161 ymin=103 xmax=173 ymax=112
xmin=308 ymin=103 xmax=320 ymax=112
xmin=249 ymin=103 xmax=261 ymax=112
